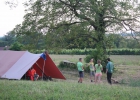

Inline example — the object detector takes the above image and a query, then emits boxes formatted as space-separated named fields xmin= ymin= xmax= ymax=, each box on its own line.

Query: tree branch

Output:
xmin=59 ymin=0 xmax=96 ymax=29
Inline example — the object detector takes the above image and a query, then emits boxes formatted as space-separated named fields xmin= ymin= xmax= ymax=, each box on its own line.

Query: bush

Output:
xmin=28 ymin=49 xmax=140 ymax=55
xmin=58 ymin=61 xmax=77 ymax=69
xmin=9 ymin=42 xmax=24 ymax=51
xmin=85 ymin=50 xmax=108 ymax=73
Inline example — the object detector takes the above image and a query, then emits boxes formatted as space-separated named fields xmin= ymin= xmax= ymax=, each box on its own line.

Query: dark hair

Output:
xmin=79 ymin=58 xmax=82 ymax=61
xmin=44 ymin=50 xmax=48 ymax=54
xmin=107 ymin=58 xmax=110 ymax=61
xmin=97 ymin=60 xmax=101 ymax=63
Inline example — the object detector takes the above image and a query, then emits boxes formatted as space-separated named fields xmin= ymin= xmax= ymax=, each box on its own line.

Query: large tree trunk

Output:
xmin=94 ymin=19 xmax=107 ymax=72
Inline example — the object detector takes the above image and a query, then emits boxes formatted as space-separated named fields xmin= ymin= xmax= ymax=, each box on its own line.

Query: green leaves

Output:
xmin=9 ymin=42 xmax=24 ymax=51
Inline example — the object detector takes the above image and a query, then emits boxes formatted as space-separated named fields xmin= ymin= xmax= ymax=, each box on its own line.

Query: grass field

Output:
xmin=0 ymin=80 xmax=140 ymax=100
xmin=50 ymin=55 xmax=140 ymax=66
xmin=1 ymin=55 xmax=140 ymax=100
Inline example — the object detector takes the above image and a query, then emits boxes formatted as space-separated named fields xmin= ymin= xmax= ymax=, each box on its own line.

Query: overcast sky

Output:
xmin=0 ymin=0 xmax=25 ymax=37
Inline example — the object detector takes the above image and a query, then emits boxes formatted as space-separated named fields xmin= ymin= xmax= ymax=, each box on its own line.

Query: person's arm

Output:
xmin=101 ymin=65 xmax=103 ymax=71
xmin=82 ymin=65 xmax=84 ymax=70
xmin=94 ymin=64 xmax=96 ymax=70
xmin=106 ymin=63 xmax=109 ymax=73
xmin=93 ymin=65 xmax=95 ymax=70
xmin=82 ymin=63 xmax=84 ymax=70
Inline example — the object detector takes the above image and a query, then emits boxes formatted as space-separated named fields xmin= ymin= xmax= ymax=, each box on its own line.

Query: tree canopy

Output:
xmin=10 ymin=0 xmax=140 ymax=65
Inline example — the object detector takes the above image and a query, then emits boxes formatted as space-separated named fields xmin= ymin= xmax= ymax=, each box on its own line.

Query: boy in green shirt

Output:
xmin=77 ymin=58 xmax=84 ymax=83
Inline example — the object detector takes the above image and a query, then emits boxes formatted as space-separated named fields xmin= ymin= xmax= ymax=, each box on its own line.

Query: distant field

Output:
xmin=50 ymin=55 xmax=140 ymax=66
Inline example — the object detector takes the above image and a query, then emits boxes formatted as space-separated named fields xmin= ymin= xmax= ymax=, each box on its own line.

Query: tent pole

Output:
xmin=42 ymin=60 xmax=45 ymax=80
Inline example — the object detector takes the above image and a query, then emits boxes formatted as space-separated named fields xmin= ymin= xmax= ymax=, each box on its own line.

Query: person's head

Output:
xmin=107 ymin=58 xmax=111 ymax=62
xmin=90 ymin=58 xmax=94 ymax=62
xmin=44 ymin=50 xmax=48 ymax=55
xmin=79 ymin=58 xmax=82 ymax=62
xmin=97 ymin=60 xmax=101 ymax=65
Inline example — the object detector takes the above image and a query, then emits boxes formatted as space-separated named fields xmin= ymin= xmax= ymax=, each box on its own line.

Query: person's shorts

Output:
xmin=95 ymin=72 xmax=102 ymax=77
xmin=79 ymin=71 xmax=84 ymax=78
xmin=90 ymin=71 xmax=95 ymax=76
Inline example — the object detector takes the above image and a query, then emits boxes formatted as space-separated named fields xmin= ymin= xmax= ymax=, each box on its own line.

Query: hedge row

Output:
xmin=108 ymin=49 xmax=140 ymax=55
xmin=30 ymin=49 xmax=140 ymax=55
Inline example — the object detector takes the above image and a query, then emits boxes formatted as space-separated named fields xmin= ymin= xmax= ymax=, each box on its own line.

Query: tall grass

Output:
xmin=0 ymin=80 xmax=140 ymax=100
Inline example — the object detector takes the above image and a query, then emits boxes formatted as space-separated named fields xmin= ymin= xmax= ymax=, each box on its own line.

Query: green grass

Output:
xmin=0 ymin=80 xmax=140 ymax=100
xmin=110 ymin=55 xmax=140 ymax=66
xmin=128 ymin=79 xmax=140 ymax=87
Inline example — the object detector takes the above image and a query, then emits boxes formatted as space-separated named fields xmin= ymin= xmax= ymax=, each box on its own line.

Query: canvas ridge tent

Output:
xmin=0 ymin=51 xmax=66 ymax=80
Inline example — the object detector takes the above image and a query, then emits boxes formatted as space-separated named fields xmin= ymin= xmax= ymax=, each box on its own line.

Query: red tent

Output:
xmin=32 ymin=53 xmax=66 ymax=79
xmin=0 ymin=51 xmax=66 ymax=80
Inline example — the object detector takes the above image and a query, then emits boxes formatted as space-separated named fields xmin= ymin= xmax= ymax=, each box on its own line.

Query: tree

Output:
xmin=106 ymin=34 xmax=127 ymax=48
xmin=22 ymin=1 xmax=139 ymax=57
xmin=9 ymin=42 xmax=23 ymax=51
xmin=3 ymin=31 xmax=16 ymax=46
xmin=12 ymin=24 xmax=46 ymax=50
xmin=11 ymin=0 xmax=140 ymax=68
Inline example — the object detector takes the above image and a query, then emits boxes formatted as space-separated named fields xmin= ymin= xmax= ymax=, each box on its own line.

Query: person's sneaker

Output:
xmin=91 ymin=80 xmax=93 ymax=82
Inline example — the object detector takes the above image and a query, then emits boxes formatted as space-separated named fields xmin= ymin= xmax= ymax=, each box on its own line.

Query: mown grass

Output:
xmin=0 ymin=80 xmax=140 ymax=100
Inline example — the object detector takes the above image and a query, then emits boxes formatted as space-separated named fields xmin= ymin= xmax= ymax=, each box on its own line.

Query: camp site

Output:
xmin=0 ymin=0 xmax=140 ymax=99
xmin=0 ymin=50 xmax=140 ymax=99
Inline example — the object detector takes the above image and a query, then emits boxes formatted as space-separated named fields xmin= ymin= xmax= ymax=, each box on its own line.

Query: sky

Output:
xmin=0 ymin=0 xmax=25 ymax=37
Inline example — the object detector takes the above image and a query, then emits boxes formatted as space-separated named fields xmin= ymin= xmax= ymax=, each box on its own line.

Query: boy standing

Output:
xmin=77 ymin=58 xmax=84 ymax=83
xmin=106 ymin=58 xmax=114 ymax=84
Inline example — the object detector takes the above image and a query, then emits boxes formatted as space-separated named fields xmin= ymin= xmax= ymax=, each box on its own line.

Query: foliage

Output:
xmin=4 ymin=31 xmax=16 ymax=45
xmin=58 ymin=61 xmax=90 ymax=72
xmin=85 ymin=49 xmax=108 ymax=72
xmin=0 ymin=40 xmax=8 ymax=47
xmin=29 ymin=49 xmax=140 ymax=55
xmin=12 ymin=25 xmax=46 ymax=50
xmin=108 ymin=49 xmax=140 ymax=55
xmin=0 ymin=31 xmax=16 ymax=47
xmin=14 ymin=0 xmax=140 ymax=65
xmin=64 ymin=24 xmax=96 ymax=49
xmin=9 ymin=42 xmax=24 ymax=51
xmin=58 ymin=61 xmax=77 ymax=69
xmin=0 ymin=80 xmax=140 ymax=100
